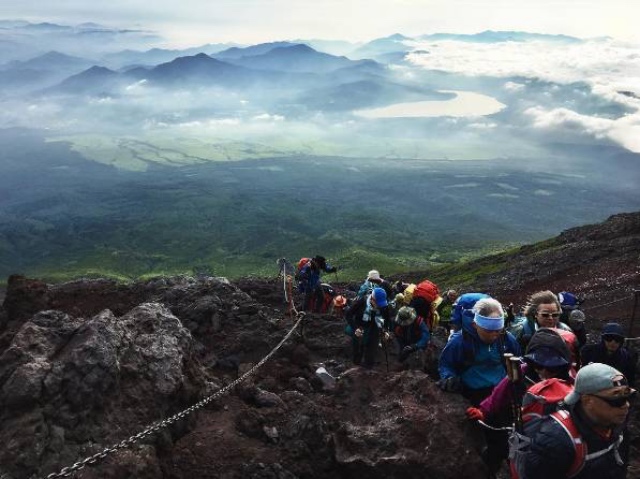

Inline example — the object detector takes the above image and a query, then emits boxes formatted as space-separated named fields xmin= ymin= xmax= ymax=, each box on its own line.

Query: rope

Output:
xmin=42 ymin=312 xmax=305 ymax=479
xmin=581 ymin=294 xmax=634 ymax=312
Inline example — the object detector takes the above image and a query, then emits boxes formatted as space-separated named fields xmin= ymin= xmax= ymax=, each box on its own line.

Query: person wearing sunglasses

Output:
xmin=509 ymin=290 xmax=574 ymax=351
xmin=581 ymin=322 xmax=637 ymax=386
xmin=519 ymin=363 xmax=634 ymax=478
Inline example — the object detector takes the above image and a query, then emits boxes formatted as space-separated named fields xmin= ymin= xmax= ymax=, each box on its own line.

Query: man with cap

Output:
xmin=345 ymin=287 xmax=391 ymax=369
xmin=581 ymin=323 xmax=637 ymax=385
xmin=393 ymin=306 xmax=430 ymax=366
xmin=520 ymin=363 xmax=634 ymax=478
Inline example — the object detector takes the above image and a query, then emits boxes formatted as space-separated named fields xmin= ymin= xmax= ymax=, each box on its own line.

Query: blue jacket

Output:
xmin=438 ymin=328 xmax=521 ymax=390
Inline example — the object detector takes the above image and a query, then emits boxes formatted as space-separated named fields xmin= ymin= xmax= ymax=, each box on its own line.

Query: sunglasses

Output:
xmin=603 ymin=335 xmax=624 ymax=343
xmin=538 ymin=312 xmax=561 ymax=319
xmin=591 ymin=391 xmax=636 ymax=408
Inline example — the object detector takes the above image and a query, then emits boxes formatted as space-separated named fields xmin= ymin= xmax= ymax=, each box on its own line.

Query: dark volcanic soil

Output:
xmin=0 ymin=212 xmax=639 ymax=479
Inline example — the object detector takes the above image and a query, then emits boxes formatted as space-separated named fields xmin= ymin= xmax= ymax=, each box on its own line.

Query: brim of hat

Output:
xmin=523 ymin=351 xmax=570 ymax=369
xmin=564 ymin=390 xmax=580 ymax=405
xmin=377 ymin=300 xmax=388 ymax=307
xmin=396 ymin=317 xmax=414 ymax=326
xmin=603 ymin=333 xmax=625 ymax=340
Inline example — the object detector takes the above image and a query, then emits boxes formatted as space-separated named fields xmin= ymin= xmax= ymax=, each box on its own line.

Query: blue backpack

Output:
xmin=558 ymin=292 xmax=578 ymax=310
xmin=450 ymin=292 xmax=491 ymax=332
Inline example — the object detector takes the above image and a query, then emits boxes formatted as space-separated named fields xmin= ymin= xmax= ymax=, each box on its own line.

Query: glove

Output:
xmin=466 ymin=407 xmax=485 ymax=421
xmin=327 ymin=266 xmax=337 ymax=273
xmin=399 ymin=344 xmax=416 ymax=362
xmin=437 ymin=376 xmax=462 ymax=393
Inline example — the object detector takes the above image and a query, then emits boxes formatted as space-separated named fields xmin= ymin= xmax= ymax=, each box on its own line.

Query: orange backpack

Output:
xmin=413 ymin=280 xmax=440 ymax=303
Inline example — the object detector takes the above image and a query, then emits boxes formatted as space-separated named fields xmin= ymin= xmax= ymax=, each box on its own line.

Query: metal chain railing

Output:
xmin=43 ymin=312 xmax=305 ymax=479
xmin=581 ymin=294 xmax=634 ymax=312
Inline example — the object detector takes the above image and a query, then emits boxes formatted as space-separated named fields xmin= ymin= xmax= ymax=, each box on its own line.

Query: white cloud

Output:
xmin=524 ymin=106 xmax=640 ymax=153
xmin=408 ymin=38 xmax=640 ymax=153
xmin=504 ymin=81 xmax=525 ymax=92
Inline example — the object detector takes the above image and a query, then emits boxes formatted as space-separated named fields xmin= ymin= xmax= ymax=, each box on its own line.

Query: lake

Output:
xmin=354 ymin=90 xmax=506 ymax=119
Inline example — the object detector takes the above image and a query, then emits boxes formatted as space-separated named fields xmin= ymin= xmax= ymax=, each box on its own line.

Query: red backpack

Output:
xmin=295 ymin=258 xmax=311 ymax=280
xmin=413 ymin=280 xmax=440 ymax=303
xmin=510 ymin=379 xmax=623 ymax=478
xmin=521 ymin=377 xmax=572 ymax=423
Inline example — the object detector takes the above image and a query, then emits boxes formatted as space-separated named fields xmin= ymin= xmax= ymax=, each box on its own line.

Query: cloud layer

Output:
xmin=408 ymin=38 xmax=640 ymax=153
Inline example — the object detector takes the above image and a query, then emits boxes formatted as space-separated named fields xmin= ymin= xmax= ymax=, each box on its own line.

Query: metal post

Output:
xmin=629 ymin=290 xmax=640 ymax=337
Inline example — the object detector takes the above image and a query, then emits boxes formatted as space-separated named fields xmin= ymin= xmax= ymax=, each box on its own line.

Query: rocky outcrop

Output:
xmin=0 ymin=302 xmax=207 ymax=479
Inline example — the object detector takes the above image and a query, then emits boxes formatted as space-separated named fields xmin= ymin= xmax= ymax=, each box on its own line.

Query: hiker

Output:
xmin=438 ymin=297 xmax=520 ymax=477
xmin=581 ymin=322 xmax=637 ymax=385
xmin=558 ymin=291 xmax=587 ymax=347
xmin=345 ymin=287 xmax=391 ymax=369
xmin=438 ymin=297 xmax=521 ymax=403
xmin=393 ymin=306 xmax=430 ymax=368
xmin=436 ymin=289 xmax=458 ymax=328
xmin=517 ymin=363 xmax=634 ymax=478
xmin=508 ymin=290 xmax=573 ymax=351
xmin=467 ymin=328 xmax=575 ymax=424
xmin=356 ymin=270 xmax=393 ymax=300
xmin=297 ymin=255 xmax=337 ymax=312
xmin=466 ymin=328 xmax=575 ymax=474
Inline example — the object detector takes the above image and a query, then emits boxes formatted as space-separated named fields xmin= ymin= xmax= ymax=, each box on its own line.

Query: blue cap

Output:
xmin=372 ymin=287 xmax=388 ymax=307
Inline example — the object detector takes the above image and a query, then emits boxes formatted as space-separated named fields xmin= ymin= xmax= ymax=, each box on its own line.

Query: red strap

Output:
xmin=550 ymin=410 xmax=586 ymax=477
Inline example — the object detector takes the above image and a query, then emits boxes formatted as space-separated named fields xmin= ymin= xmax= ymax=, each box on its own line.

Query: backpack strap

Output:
xmin=549 ymin=410 xmax=624 ymax=476
xmin=550 ymin=410 xmax=586 ymax=477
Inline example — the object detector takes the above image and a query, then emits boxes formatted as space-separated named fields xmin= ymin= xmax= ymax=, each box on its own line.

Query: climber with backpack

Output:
xmin=356 ymin=269 xmax=393 ymax=300
xmin=465 ymin=328 xmax=575 ymax=475
xmin=508 ymin=290 xmax=574 ymax=351
xmin=511 ymin=363 xmax=634 ymax=478
xmin=393 ymin=306 xmax=430 ymax=369
xmin=344 ymin=287 xmax=391 ymax=369
xmin=558 ymin=291 xmax=587 ymax=347
xmin=296 ymin=255 xmax=337 ymax=313
xmin=438 ymin=297 xmax=520 ymax=478
xmin=397 ymin=279 xmax=441 ymax=331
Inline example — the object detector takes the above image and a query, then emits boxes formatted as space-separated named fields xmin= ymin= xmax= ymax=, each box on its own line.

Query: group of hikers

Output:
xmin=293 ymin=256 xmax=638 ymax=479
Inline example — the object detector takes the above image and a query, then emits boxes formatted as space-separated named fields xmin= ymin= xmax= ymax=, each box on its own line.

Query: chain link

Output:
xmin=581 ymin=294 xmax=634 ymax=312
xmin=43 ymin=312 xmax=305 ymax=479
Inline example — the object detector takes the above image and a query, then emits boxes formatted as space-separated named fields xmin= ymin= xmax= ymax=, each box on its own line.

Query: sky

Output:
xmin=1 ymin=0 xmax=638 ymax=47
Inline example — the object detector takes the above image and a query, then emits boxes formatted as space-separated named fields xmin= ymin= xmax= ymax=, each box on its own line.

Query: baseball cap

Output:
xmin=372 ymin=287 xmax=388 ymax=307
xmin=564 ymin=363 xmax=627 ymax=406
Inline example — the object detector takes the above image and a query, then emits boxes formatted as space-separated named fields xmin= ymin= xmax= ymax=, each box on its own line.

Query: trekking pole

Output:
xmin=383 ymin=334 xmax=389 ymax=373
xmin=506 ymin=355 xmax=524 ymax=433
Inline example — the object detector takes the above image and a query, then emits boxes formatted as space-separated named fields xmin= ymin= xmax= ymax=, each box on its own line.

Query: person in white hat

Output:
xmin=356 ymin=269 xmax=392 ymax=300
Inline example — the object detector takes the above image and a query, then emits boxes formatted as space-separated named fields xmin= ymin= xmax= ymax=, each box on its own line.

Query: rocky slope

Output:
xmin=0 ymin=212 xmax=638 ymax=479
